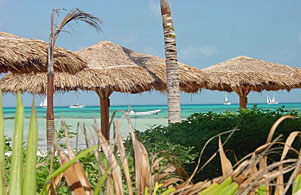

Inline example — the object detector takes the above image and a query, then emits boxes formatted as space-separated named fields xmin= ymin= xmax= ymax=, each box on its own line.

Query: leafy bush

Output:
xmin=131 ymin=106 xmax=301 ymax=181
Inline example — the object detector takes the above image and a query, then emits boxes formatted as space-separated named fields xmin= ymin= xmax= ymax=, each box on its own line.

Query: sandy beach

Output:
xmin=3 ymin=115 xmax=169 ymax=151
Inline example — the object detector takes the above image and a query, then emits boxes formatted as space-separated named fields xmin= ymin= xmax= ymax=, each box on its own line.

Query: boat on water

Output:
xmin=224 ymin=94 xmax=231 ymax=105
xmin=69 ymin=104 xmax=86 ymax=109
xmin=267 ymin=95 xmax=279 ymax=104
xmin=126 ymin=109 xmax=161 ymax=116
xmin=40 ymin=97 xmax=47 ymax=108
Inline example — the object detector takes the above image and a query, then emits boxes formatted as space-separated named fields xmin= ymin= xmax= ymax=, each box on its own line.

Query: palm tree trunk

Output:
xmin=160 ymin=0 xmax=181 ymax=124
xmin=46 ymin=11 xmax=55 ymax=153
xmin=45 ymin=9 xmax=102 ymax=152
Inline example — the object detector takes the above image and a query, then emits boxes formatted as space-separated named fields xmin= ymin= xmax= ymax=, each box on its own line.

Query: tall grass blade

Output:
xmin=114 ymin=121 xmax=133 ymax=195
xmin=198 ymin=182 xmax=219 ymax=195
xmin=0 ymin=163 xmax=6 ymax=195
xmin=160 ymin=187 xmax=176 ymax=195
xmin=22 ymin=98 xmax=38 ymax=194
xmin=0 ymin=89 xmax=6 ymax=195
xmin=94 ymin=167 xmax=110 ymax=195
xmin=126 ymin=116 xmax=152 ymax=194
xmin=0 ymin=90 xmax=4 ymax=165
xmin=153 ymin=183 xmax=162 ymax=195
xmin=219 ymin=136 xmax=233 ymax=178
xmin=96 ymin=130 xmax=123 ymax=195
xmin=276 ymin=131 xmax=300 ymax=194
xmin=62 ymin=121 xmax=93 ymax=193
xmin=260 ymin=115 xmax=294 ymax=195
xmin=56 ymin=146 xmax=87 ymax=194
xmin=8 ymin=91 xmax=24 ymax=195
xmin=293 ymin=173 xmax=301 ymax=195
xmin=40 ymin=145 xmax=97 ymax=194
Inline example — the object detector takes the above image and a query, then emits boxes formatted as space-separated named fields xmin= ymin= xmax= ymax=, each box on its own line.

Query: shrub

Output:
xmin=131 ymin=105 xmax=301 ymax=181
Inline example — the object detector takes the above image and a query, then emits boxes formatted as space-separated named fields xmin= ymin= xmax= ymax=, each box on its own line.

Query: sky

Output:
xmin=1 ymin=0 xmax=301 ymax=107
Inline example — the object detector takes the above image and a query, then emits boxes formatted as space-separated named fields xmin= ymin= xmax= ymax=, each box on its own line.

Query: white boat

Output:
xmin=224 ymin=94 xmax=231 ymax=105
xmin=40 ymin=97 xmax=47 ymax=108
xmin=126 ymin=109 xmax=161 ymax=116
xmin=267 ymin=95 xmax=279 ymax=104
xmin=69 ymin=104 xmax=86 ymax=109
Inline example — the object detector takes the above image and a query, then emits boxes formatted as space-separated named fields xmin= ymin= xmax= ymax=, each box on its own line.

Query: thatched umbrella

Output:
xmin=0 ymin=31 xmax=87 ymax=74
xmin=202 ymin=56 xmax=301 ymax=108
xmin=0 ymin=41 xmax=207 ymax=140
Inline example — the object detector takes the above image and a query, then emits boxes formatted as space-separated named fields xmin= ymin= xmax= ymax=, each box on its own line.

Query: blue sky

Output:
xmin=1 ymin=0 xmax=301 ymax=107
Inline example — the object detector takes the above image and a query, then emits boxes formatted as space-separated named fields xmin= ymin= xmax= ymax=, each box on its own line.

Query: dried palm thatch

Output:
xmin=0 ymin=31 xmax=87 ymax=74
xmin=202 ymin=56 xmax=301 ymax=108
xmin=0 ymin=41 xmax=207 ymax=94
xmin=75 ymin=41 xmax=206 ymax=93
xmin=0 ymin=41 xmax=208 ymax=140
xmin=0 ymin=40 xmax=208 ymax=94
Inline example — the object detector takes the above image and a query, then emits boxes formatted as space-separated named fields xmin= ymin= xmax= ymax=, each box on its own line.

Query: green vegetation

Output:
xmin=131 ymin=105 xmax=301 ymax=181
xmin=0 ymin=93 xmax=300 ymax=194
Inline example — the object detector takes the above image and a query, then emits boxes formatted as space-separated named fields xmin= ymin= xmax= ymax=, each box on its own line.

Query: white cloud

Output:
xmin=178 ymin=46 xmax=218 ymax=60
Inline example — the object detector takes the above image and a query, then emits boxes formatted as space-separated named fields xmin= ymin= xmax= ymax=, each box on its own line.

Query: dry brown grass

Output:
xmin=53 ymin=114 xmax=300 ymax=195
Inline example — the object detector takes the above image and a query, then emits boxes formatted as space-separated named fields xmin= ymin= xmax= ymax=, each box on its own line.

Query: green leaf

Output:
xmin=22 ymin=99 xmax=38 ymax=194
xmin=0 ymin=162 xmax=6 ymax=195
xmin=211 ymin=177 xmax=232 ymax=194
xmin=145 ymin=186 xmax=149 ymax=195
xmin=153 ymin=182 xmax=163 ymax=195
xmin=0 ymin=89 xmax=4 ymax=165
xmin=8 ymin=91 xmax=24 ymax=195
xmin=219 ymin=182 xmax=238 ymax=195
xmin=0 ymin=89 xmax=6 ymax=195
xmin=160 ymin=187 xmax=176 ymax=195
xmin=293 ymin=173 xmax=301 ymax=195
xmin=198 ymin=183 xmax=219 ymax=195
xmin=256 ymin=185 xmax=266 ymax=195
xmin=94 ymin=166 xmax=110 ymax=195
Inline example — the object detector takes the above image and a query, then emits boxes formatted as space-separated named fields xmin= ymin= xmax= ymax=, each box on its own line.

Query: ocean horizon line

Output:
xmin=3 ymin=102 xmax=301 ymax=109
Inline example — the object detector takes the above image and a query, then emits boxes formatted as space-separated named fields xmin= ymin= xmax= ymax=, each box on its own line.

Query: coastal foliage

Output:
xmin=0 ymin=94 xmax=300 ymax=194
xmin=0 ymin=93 xmax=301 ymax=195
xmin=131 ymin=106 xmax=301 ymax=181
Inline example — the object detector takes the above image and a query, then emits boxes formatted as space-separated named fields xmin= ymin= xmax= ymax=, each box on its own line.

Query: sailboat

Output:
xmin=224 ymin=94 xmax=231 ymax=105
xmin=267 ymin=95 xmax=279 ymax=104
xmin=40 ymin=97 xmax=47 ymax=108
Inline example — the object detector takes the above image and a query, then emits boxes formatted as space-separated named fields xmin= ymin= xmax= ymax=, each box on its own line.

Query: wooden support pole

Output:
xmin=100 ymin=98 xmax=110 ymax=140
xmin=96 ymin=89 xmax=112 ymax=141
xmin=239 ymin=96 xmax=247 ymax=109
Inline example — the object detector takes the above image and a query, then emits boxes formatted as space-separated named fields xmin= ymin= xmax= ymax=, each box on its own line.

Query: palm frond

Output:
xmin=54 ymin=8 xmax=102 ymax=42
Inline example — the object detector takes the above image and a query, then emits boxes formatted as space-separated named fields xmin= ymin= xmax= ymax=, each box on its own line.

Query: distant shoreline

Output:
xmin=3 ymin=102 xmax=301 ymax=109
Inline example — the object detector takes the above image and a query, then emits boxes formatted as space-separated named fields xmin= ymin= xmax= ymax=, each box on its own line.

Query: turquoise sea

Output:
xmin=3 ymin=103 xmax=301 ymax=150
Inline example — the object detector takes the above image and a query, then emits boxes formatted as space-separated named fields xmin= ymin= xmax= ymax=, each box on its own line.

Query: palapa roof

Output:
xmin=202 ymin=56 xmax=301 ymax=93
xmin=0 ymin=41 xmax=207 ymax=94
xmin=0 ymin=31 xmax=87 ymax=74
